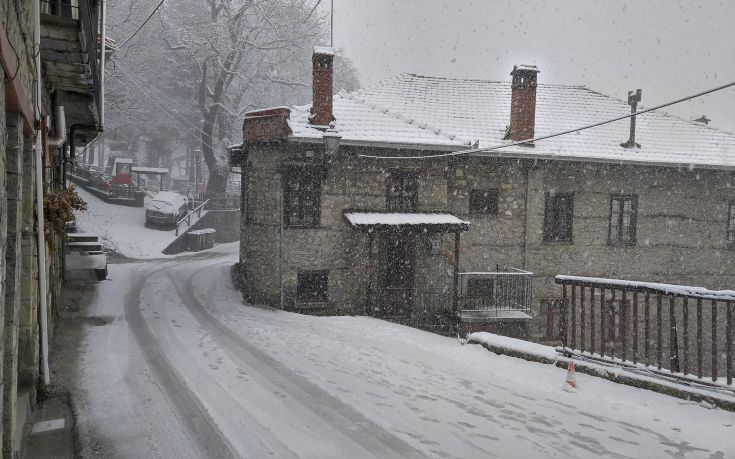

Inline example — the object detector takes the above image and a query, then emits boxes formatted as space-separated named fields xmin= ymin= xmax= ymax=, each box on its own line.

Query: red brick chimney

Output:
xmin=310 ymin=46 xmax=335 ymax=127
xmin=508 ymin=64 xmax=540 ymax=143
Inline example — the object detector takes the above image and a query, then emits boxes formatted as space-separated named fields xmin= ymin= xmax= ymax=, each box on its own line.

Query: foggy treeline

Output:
xmin=104 ymin=0 xmax=360 ymax=193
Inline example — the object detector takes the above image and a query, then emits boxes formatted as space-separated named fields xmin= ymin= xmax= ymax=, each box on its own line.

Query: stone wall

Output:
xmin=240 ymin=143 xmax=735 ymax=319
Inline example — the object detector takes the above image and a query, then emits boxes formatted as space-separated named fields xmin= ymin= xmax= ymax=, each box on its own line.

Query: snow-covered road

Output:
xmin=60 ymin=244 xmax=735 ymax=458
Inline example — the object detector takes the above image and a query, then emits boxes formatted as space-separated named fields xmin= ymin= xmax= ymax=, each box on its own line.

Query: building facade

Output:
xmin=1 ymin=0 xmax=104 ymax=455
xmin=232 ymin=48 xmax=735 ymax=347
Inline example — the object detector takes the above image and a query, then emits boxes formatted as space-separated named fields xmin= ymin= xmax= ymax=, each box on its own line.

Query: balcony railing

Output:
xmin=458 ymin=265 xmax=533 ymax=318
xmin=555 ymin=275 xmax=734 ymax=386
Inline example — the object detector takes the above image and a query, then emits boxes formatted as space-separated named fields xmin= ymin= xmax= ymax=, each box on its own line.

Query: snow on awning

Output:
xmin=343 ymin=211 xmax=470 ymax=232
xmin=132 ymin=167 xmax=169 ymax=175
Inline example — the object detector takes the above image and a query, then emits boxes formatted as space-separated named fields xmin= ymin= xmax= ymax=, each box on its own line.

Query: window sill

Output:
xmin=541 ymin=240 xmax=573 ymax=245
xmin=607 ymin=242 xmax=637 ymax=247
xmin=284 ymin=225 xmax=321 ymax=230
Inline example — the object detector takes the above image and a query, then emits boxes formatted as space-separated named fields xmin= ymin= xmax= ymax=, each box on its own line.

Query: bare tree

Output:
xmin=163 ymin=0 xmax=328 ymax=193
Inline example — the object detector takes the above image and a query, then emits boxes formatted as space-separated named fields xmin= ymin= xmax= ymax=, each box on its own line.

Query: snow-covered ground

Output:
xmin=62 ymin=244 xmax=735 ymax=459
xmin=73 ymin=186 xmax=180 ymax=258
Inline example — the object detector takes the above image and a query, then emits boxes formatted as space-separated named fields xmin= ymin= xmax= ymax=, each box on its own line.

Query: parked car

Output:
xmin=145 ymin=191 xmax=188 ymax=228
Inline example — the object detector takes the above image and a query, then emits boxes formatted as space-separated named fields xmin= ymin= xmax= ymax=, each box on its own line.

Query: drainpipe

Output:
xmin=99 ymin=0 xmax=106 ymax=128
xmin=34 ymin=0 xmax=50 ymax=387
xmin=522 ymin=162 xmax=532 ymax=270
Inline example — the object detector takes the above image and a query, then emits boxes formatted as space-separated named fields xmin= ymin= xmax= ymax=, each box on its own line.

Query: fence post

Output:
xmin=712 ymin=300 xmax=718 ymax=382
xmin=580 ymin=286 xmax=586 ymax=353
xmin=561 ymin=283 xmax=568 ymax=349
xmin=600 ymin=288 xmax=605 ymax=358
xmin=682 ymin=297 xmax=689 ymax=376
xmin=571 ymin=285 xmax=576 ymax=350
xmin=697 ymin=298 xmax=703 ymax=379
xmin=727 ymin=301 xmax=732 ymax=386
xmin=670 ymin=295 xmax=680 ymax=373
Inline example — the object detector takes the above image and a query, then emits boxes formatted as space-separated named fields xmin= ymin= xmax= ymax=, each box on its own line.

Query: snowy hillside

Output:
xmin=73 ymin=187 xmax=179 ymax=258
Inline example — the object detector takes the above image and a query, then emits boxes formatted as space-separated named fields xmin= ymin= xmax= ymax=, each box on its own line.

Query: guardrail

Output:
xmin=459 ymin=265 xmax=533 ymax=315
xmin=555 ymin=275 xmax=734 ymax=385
xmin=175 ymin=200 xmax=209 ymax=236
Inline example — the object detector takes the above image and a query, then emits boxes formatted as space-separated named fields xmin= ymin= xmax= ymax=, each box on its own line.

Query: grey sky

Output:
xmin=328 ymin=0 xmax=735 ymax=131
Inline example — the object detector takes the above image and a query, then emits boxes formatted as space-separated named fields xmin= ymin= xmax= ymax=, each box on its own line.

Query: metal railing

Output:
xmin=175 ymin=200 xmax=209 ymax=236
xmin=555 ymin=275 xmax=734 ymax=385
xmin=193 ymin=192 xmax=240 ymax=210
xmin=458 ymin=265 xmax=533 ymax=315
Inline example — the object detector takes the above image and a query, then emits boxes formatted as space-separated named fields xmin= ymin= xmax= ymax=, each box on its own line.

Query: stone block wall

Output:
xmin=238 ymin=143 xmax=735 ymax=349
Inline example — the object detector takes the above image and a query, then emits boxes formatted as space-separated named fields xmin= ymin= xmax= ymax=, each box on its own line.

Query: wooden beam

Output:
xmin=453 ymin=231 xmax=460 ymax=315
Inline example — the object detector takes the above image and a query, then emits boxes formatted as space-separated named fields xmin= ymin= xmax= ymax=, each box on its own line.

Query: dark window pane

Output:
xmin=469 ymin=189 xmax=499 ymax=215
xmin=543 ymin=193 xmax=574 ymax=242
xmin=387 ymin=171 xmax=417 ymax=211
xmin=297 ymin=270 xmax=328 ymax=302
xmin=283 ymin=167 xmax=321 ymax=227
xmin=609 ymin=195 xmax=637 ymax=246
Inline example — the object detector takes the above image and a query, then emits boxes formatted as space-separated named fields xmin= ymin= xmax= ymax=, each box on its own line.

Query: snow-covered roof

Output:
xmin=343 ymin=211 xmax=470 ymax=231
xmin=115 ymin=157 xmax=133 ymax=164
xmin=313 ymin=46 xmax=334 ymax=56
xmin=288 ymin=74 xmax=735 ymax=169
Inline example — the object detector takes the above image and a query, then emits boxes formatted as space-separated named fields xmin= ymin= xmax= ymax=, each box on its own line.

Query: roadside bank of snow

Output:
xmin=73 ymin=186 xmax=179 ymax=258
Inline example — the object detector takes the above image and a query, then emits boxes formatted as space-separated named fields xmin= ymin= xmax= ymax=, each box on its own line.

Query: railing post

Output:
xmin=644 ymin=292 xmax=650 ymax=366
xmin=682 ymin=297 xmax=689 ymax=376
xmin=657 ymin=293 xmax=663 ymax=370
xmin=610 ymin=289 xmax=616 ymax=358
xmin=670 ymin=295 xmax=680 ymax=373
xmin=622 ymin=289 xmax=628 ymax=362
xmin=580 ymin=286 xmax=586 ymax=353
xmin=697 ymin=298 xmax=703 ymax=379
xmin=727 ymin=301 xmax=733 ymax=386
xmin=712 ymin=300 xmax=718 ymax=382
xmin=571 ymin=285 xmax=576 ymax=350
xmin=561 ymin=283 xmax=568 ymax=349
xmin=633 ymin=291 xmax=638 ymax=364
xmin=590 ymin=287 xmax=596 ymax=355
xmin=600 ymin=288 xmax=605 ymax=358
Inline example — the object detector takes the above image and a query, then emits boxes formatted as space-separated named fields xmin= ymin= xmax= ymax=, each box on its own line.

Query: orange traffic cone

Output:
xmin=562 ymin=361 xmax=578 ymax=392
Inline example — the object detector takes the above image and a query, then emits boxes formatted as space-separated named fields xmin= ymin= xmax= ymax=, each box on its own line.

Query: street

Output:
xmin=53 ymin=244 xmax=735 ymax=458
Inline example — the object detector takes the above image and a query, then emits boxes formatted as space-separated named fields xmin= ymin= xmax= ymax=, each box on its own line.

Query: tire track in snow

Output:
xmin=124 ymin=264 xmax=238 ymax=459
xmin=166 ymin=266 xmax=427 ymax=459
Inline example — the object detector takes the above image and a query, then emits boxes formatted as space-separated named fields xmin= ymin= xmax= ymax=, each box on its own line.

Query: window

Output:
xmin=466 ymin=278 xmax=495 ymax=298
xmin=728 ymin=201 xmax=735 ymax=247
xmin=283 ymin=167 xmax=321 ymax=228
xmin=609 ymin=195 xmax=637 ymax=246
xmin=543 ymin=192 xmax=574 ymax=243
xmin=539 ymin=299 xmax=561 ymax=339
xmin=297 ymin=270 xmax=328 ymax=302
xmin=469 ymin=189 xmax=499 ymax=215
xmin=387 ymin=170 xmax=417 ymax=211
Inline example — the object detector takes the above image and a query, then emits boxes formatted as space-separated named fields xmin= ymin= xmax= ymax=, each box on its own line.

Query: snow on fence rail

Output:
xmin=555 ymin=275 xmax=734 ymax=385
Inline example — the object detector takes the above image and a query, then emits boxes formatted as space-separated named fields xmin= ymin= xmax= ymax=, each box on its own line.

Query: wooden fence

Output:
xmin=555 ymin=275 xmax=733 ymax=385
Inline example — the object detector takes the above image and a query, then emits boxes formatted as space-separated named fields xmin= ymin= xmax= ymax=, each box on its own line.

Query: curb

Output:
xmin=468 ymin=337 xmax=735 ymax=412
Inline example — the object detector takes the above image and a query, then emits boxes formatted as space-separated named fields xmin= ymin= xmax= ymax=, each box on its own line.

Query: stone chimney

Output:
xmin=310 ymin=46 xmax=335 ymax=127
xmin=508 ymin=64 xmax=540 ymax=143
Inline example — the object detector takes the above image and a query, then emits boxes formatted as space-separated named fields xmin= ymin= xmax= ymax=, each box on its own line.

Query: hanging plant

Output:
xmin=43 ymin=185 xmax=87 ymax=248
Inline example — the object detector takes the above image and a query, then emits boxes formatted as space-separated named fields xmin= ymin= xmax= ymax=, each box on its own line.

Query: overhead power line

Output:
xmin=357 ymin=79 xmax=735 ymax=160
xmin=109 ymin=68 xmax=218 ymax=144
xmin=117 ymin=0 xmax=165 ymax=49
xmin=106 ymin=72 xmax=216 ymax=146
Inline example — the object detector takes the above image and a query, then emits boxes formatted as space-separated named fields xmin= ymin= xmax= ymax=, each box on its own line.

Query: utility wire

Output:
xmin=117 ymin=0 xmax=165 ymax=49
xmin=110 ymin=68 xmax=218 ymax=144
xmin=115 ymin=63 xmax=209 ymax=136
xmin=358 ymin=79 xmax=735 ymax=160
xmin=106 ymin=72 xmax=216 ymax=145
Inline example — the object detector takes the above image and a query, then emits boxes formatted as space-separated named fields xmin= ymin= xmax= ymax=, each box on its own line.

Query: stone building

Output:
xmin=1 ymin=0 xmax=104 ymax=455
xmin=232 ymin=48 xmax=735 ymax=347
